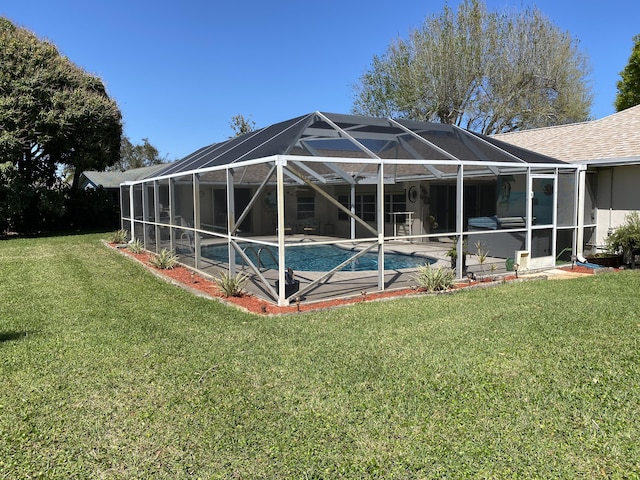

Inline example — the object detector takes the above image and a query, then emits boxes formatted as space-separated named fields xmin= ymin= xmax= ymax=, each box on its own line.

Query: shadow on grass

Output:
xmin=0 ymin=331 xmax=29 ymax=343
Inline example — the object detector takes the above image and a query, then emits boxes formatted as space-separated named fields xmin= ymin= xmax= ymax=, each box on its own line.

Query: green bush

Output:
xmin=413 ymin=264 xmax=456 ymax=292
xmin=215 ymin=271 xmax=247 ymax=297
xmin=0 ymin=162 xmax=119 ymax=233
xmin=148 ymin=248 xmax=178 ymax=270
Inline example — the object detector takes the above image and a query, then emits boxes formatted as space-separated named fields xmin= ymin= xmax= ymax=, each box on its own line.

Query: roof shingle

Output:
xmin=494 ymin=105 xmax=640 ymax=162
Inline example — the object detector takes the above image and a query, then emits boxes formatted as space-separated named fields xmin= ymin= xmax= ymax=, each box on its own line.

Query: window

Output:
xmin=338 ymin=192 xmax=406 ymax=222
xmin=384 ymin=193 xmax=406 ymax=223
xmin=297 ymin=196 xmax=315 ymax=220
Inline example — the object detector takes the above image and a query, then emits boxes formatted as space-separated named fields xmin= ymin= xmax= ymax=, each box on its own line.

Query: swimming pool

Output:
xmin=201 ymin=243 xmax=435 ymax=272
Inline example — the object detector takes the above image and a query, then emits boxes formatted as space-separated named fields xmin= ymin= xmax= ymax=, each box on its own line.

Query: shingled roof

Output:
xmin=80 ymin=163 xmax=168 ymax=190
xmin=494 ymin=105 xmax=640 ymax=163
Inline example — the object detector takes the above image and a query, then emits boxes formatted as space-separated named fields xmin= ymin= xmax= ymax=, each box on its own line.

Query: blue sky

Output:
xmin=2 ymin=0 xmax=638 ymax=161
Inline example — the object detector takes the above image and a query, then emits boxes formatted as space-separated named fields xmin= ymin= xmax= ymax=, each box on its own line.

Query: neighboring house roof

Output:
xmin=80 ymin=164 xmax=168 ymax=190
xmin=494 ymin=105 xmax=640 ymax=164
xmin=151 ymin=111 xmax=566 ymax=181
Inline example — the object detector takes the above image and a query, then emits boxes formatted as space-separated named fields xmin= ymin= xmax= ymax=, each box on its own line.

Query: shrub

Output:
xmin=215 ymin=271 xmax=247 ymax=297
xmin=110 ymin=229 xmax=128 ymax=244
xmin=65 ymin=187 xmax=119 ymax=229
xmin=413 ymin=264 xmax=456 ymax=292
xmin=1 ymin=163 xmax=119 ymax=233
xmin=606 ymin=211 xmax=640 ymax=267
xmin=148 ymin=248 xmax=178 ymax=270
xmin=128 ymin=239 xmax=144 ymax=254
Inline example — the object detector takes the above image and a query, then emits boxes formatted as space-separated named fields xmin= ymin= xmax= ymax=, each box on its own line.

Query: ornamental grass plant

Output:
xmin=214 ymin=270 xmax=248 ymax=297
xmin=413 ymin=263 xmax=456 ymax=291
xmin=148 ymin=248 xmax=178 ymax=270
xmin=127 ymin=238 xmax=144 ymax=254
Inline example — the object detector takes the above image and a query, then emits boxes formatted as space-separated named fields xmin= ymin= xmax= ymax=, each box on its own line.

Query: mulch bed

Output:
xmin=108 ymin=242 xmax=600 ymax=315
xmin=566 ymin=264 xmax=600 ymax=274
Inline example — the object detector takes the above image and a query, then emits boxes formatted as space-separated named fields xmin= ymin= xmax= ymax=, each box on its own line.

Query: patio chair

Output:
xmin=178 ymin=218 xmax=201 ymax=251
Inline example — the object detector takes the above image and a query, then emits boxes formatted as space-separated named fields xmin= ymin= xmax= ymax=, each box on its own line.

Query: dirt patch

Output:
xmin=108 ymin=243 xmax=604 ymax=315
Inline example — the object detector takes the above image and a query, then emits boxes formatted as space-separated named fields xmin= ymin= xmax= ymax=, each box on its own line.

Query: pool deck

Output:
xmin=174 ymin=234 xmax=524 ymax=305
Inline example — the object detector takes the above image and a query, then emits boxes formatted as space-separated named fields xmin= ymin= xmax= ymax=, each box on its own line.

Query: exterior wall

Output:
xmin=594 ymin=165 xmax=640 ymax=249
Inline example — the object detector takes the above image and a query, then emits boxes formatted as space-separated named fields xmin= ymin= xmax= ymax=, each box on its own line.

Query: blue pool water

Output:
xmin=201 ymin=243 xmax=435 ymax=272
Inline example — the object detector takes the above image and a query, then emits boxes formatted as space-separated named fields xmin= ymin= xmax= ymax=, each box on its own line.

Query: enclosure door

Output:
xmin=529 ymin=175 xmax=556 ymax=269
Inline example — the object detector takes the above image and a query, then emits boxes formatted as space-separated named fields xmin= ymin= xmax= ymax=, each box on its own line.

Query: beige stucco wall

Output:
xmin=594 ymin=165 xmax=640 ymax=249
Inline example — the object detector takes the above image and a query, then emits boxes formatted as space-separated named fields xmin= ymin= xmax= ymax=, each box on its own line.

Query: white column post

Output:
xmin=153 ymin=180 xmax=160 ymax=253
xmin=168 ymin=177 xmax=175 ymax=251
xmin=350 ymin=184 xmax=356 ymax=240
xmin=576 ymin=166 xmax=587 ymax=257
xmin=226 ymin=168 xmax=236 ymax=276
xmin=455 ymin=165 xmax=464 ymax=277
xmin=141 ymin=182 xmax=149 ymax=246
xmin=276 ymin=158 xmax=287 ymax=305
xmin=525 ymin=167 xmax=532 ymax=254
xmin=377 ymin=162 xmax=385 ymax=290
xmin=128 ymin=183 xmax=134 ymax=242
xmin=193 ymin=173 xmax=201 ymax=269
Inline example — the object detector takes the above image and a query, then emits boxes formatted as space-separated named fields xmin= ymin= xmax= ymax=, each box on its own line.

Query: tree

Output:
xmin=229 ymin=114 xmax=256 ymax=137
xmin=615 ymin=35 xmax=640 ymax=112
xmin=113 ymin=136 xmax=166 ymax=171
xmin=0 ymin=18 xmax=122 ymax=190
xmin=352 ymin=0 xmax=593 ymax=134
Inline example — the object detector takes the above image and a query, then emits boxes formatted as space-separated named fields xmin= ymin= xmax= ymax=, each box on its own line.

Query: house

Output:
xmin=495 ymin=105 xmax=640 ymax=252
xmin=80 ymin=164 xmax=168 ymax=220
xmin=80 ymin=163 xmax=168 ymax=192
xmin=120 ymin=112 xmax=583 ymax=306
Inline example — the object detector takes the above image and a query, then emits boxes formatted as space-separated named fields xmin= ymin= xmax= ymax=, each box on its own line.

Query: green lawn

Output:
xmin=1 ymin=233 xmax=639 ymax=478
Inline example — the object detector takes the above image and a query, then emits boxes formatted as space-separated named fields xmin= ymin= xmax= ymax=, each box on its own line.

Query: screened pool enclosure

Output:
xmin=121 ymin=112 xmax=586 ymax=306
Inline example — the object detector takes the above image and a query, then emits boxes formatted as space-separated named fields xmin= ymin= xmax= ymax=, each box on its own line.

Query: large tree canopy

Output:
xmin=615 ymin=34 xmax=640 ymax=112
xmin=352 ymin=0 xmax=593 ymax=134
xmin=0 ymin=17 xmax=122 ymax=189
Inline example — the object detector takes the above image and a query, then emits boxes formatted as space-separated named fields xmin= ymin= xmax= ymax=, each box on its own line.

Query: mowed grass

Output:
xmin=1 ymin=234 xmax=640 ymax=478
